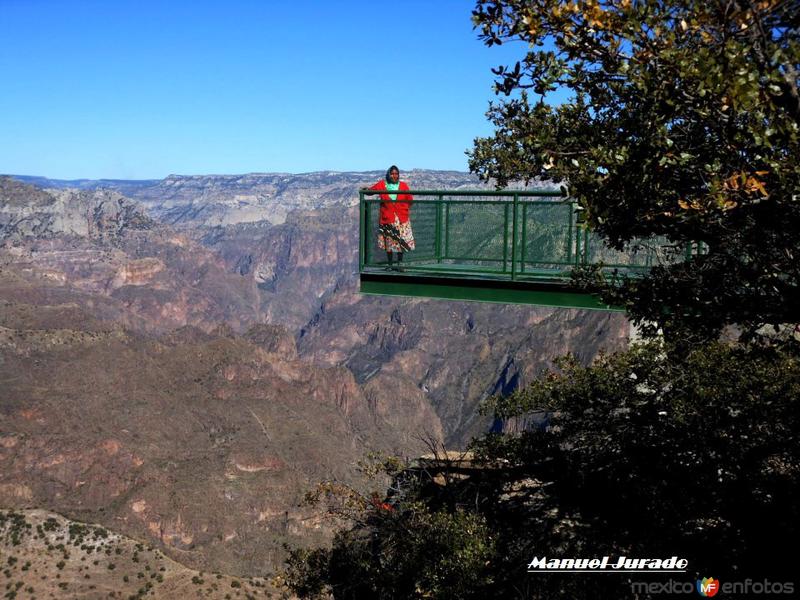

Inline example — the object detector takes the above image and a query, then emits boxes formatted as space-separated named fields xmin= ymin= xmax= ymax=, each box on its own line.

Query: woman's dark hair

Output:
xmin=385 ymin=165 xmax=400 ymax=183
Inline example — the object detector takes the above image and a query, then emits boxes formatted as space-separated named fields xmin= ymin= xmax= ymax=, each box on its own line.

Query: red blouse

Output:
xmin=369 ymin=179 xmax=413 ymax=225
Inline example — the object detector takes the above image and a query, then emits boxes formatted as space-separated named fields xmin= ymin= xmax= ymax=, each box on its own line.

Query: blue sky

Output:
xmin=1 ymin=0 xmax=538 ymax=180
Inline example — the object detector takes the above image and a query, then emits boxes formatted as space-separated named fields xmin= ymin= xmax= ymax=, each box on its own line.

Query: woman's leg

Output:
xmin=386 ymin=251 xmax=394 ymax=270
xmin=396 ymin=252 xmax=404 ymax=271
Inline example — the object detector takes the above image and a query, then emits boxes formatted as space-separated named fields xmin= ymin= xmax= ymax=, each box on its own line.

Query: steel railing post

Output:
xmin=359 ymin=191 xmax=366 ymax=270
xmin=566 ymin=202 xmax=573 ymax=265
xmin=584 ymin=227 xmax=590 ymax=266
xmin=520 ymin=202 xmax=527 ymax=274
xmin=502 ymin=203 xmax=509 ymax=273
xmin=574 ymin=205 xmax=581 ymax=267
xmin=511 ymin=194 xmax=518 ymax=281
xmin=435 ymin=194 xmax=443 ymax=263
xmin=445 ymin=202 xmax=450 ymax=259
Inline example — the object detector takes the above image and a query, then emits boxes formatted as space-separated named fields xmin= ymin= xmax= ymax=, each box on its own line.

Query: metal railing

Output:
xmin=359 ymin=189 xmax=693 ymax=282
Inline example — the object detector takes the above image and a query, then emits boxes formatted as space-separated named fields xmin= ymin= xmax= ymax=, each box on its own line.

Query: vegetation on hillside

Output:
xmin=0 ymin=509 xmax=272 ymax=599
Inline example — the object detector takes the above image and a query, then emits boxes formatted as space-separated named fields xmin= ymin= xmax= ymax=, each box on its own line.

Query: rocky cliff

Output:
xmin=296 ymin=284 xmax=628 ymax=445
xmin=1 ymin=177 xmax=262 ymax=334
xmin=0 ymin=181 xmax=152 ymax=243
xmin=0 ymin=265 xmax=442 ymax=576
xmin=198 ymin=206 xmax=358 ymax=331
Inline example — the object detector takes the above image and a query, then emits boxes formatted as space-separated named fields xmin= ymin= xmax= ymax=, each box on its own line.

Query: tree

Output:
xmin=283 ymin=457 xmax=496 ymax=600
xmin=469 ymin=0 xmax=800 ymax=341
xmin=477 ymin=342 xmax=800 ymax=590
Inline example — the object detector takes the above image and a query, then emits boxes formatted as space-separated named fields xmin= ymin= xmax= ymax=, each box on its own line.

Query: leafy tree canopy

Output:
xmin=283 ymin=457 xmax=497 ymax=600
xmin=469 ymin=0 xmax=800 ymax=340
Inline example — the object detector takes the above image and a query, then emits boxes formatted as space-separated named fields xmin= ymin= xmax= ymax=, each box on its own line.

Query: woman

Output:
xmin=370 ymin=165 xmax=415 ymax=271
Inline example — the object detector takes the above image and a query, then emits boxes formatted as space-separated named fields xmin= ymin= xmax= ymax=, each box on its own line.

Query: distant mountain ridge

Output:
xmin=10 ymin=169 xmax=481 ymax=192
xmin=10 ymin=175 xmax=159 ymax=196
xmin=9 ymin=170 xmax=499 ymax=229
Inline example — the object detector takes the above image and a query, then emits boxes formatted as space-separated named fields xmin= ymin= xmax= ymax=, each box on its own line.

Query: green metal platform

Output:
xmin=359 ymin=188 xmax=691 ymax=310
xmin=360 ymin=272 xmax=620 ymax=310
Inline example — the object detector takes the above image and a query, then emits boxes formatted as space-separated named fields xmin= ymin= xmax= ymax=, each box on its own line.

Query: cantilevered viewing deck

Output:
xmin=359 ymin=188 xmax=694 ymax=310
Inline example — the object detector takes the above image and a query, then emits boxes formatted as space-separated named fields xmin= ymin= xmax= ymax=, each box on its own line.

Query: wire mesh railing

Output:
xmin=359 ymin=189 xmax=690 ymax=282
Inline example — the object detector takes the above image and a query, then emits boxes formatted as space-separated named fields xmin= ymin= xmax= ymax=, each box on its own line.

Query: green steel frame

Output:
xmin=358 ymin=188 xmax=685 ymax=310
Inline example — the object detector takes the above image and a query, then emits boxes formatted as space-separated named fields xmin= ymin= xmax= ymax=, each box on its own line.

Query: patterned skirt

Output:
xmin=378 ymin=217 xmax=415 ymax=252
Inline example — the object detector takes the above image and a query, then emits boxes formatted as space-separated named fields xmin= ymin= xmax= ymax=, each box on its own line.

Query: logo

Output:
xmin=697 ymin=577 xmax=720 ymax=597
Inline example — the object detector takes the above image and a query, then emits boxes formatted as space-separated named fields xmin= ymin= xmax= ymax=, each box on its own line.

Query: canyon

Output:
xmin=0 ymin=173 xmax=628 ymax=581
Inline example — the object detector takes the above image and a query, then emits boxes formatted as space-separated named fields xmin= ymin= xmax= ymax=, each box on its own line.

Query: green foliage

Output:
xmin=286 ymin=502 xmax=495 ymax=600
xmin=470 ymin=0 xmax=800 ymax=339
xmin=283 ymin=547 xmax=332 ymax=599
xmin=476 ymin=342 xmax=800 ymax=583
xmin=284 ymin=455 xmax=497 ymax=599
